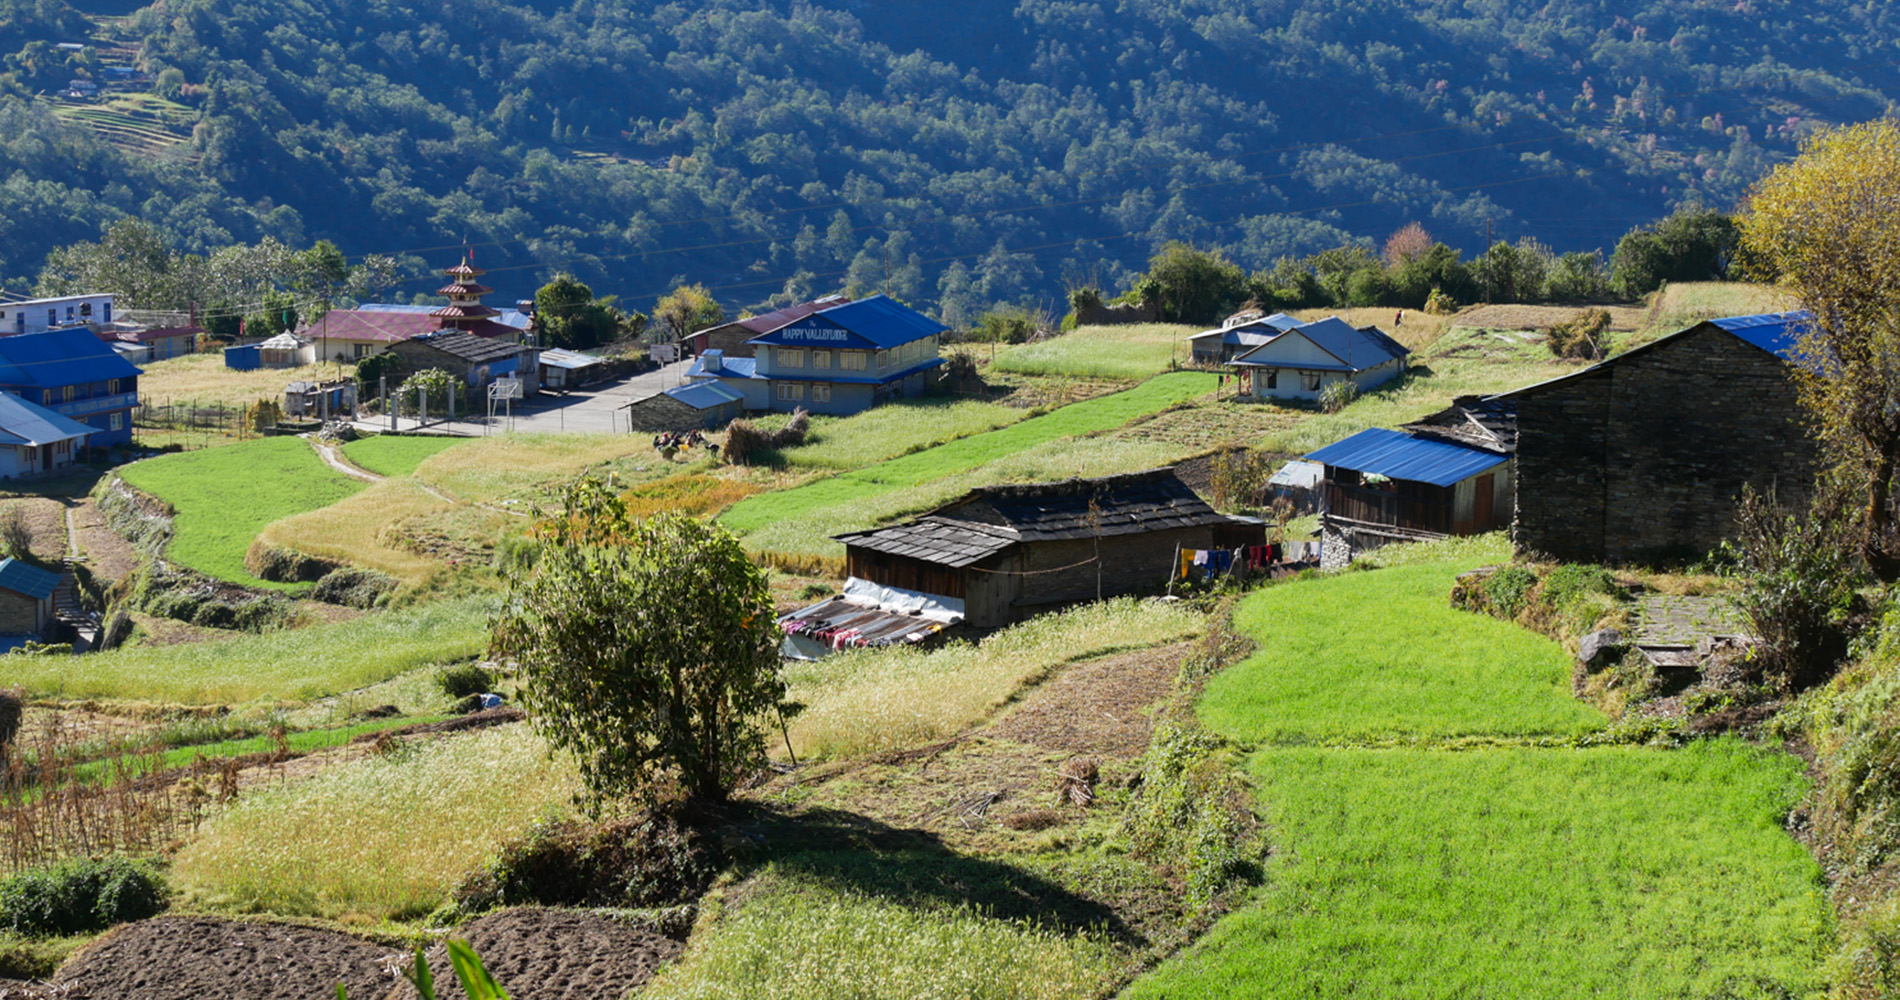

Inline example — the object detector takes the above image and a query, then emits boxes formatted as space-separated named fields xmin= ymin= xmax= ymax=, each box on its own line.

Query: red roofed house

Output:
xmin=684 ymin=295 xmax=850 ymax=358
xmin=297 ymin=257 xmax=527 ymax=364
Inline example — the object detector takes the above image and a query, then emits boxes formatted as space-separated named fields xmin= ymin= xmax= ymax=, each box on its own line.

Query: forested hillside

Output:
xmin=1 ymin=0 xmax=1896 ymax=316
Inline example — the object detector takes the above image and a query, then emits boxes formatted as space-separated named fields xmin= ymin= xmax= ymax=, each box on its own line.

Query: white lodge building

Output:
xmin=684 ymin=294 xmax=947 ymax=415
xmin=1229 ymin=316 xmax=1410 ymax=402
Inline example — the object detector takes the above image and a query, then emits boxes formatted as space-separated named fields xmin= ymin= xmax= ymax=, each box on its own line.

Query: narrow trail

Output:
xmin=304 ymin=436 xmax=381 ymax=483
xmin=62 ymin=502 xmax=79 ymax=560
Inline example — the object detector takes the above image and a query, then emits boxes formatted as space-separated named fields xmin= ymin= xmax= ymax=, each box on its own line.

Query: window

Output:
xmin=841 ymin=351 xmax=867 ymax=371
xmin=109 ymin=412 xmax=123 ymax=431
xmin=79 ymin=303 xmax=92 ymax=317
xmin=812 ymin=350 xmax=831 ymax=370
xmin=1301 ymin=371 xmax=1322 ymax=392
xmin=40 ymin=391 xmax=51 ymax=406
xmin=107 ymin=379 xmax=120 ymax=395
xmin=61 ymin=386 xmax=74 ymax=403
xmin=354 ymin=343 xmax=371 ymax=359
xmin=812 ymin=384 xmax=831 ymax=403
xmin=47 ymin=310 xmax=56 ymax=327
xmin=1261 ymin=370 xmax=1278 ymax=390
xmin=65 ymin=306 xmax=74 ymax=321
xmin=779 ymin=348 xmax=805 ymax=368
xmin=776 ymin=382 xmax=805 ymax=402
xmin=876 ymin=351 xmax=888 ymax=369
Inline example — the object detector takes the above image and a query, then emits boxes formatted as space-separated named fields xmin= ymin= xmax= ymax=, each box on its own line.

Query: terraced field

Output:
xmin=49 ymin=94 xmax=194 ymax=159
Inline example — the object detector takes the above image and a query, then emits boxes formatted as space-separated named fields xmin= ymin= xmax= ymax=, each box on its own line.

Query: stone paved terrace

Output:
xmin=1636 ymin=594 xmax=1746 ymax=647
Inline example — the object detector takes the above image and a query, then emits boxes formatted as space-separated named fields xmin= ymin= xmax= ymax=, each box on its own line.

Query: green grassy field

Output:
xmin=1198 ymin=561 xmax=1603 ymax=742
xmin=118 ymin=436 xmax=367 ymax=586
xmin=340 ymin=435 xmax=468 ymax=478
xmin=990 ymin=324 xmax=1197 ymax=380
xmin=1124 ymin=742 xmax=1829 ymax=1000
xmin=719 ymin=372 xmax=1217 ymax=538
xmin=767 ymin=398 xmax=1030 ymax=469
xmin=13 ymin=598 xmax=492 ymax=704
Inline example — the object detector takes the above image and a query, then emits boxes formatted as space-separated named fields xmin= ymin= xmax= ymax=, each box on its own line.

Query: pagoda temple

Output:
xmin=430 ymin=258 xmax=503 ymax=332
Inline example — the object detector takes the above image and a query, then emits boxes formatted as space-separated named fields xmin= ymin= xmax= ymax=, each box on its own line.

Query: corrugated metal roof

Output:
xmin=1710 ymin=311 xmax=1811 ymax=366
xmin=402 ymin=331 xmax=527 ymax=364
xmin=663 ymin=381 xmax=744 ymax=410
xmin=0 ymin=557 xmax=60 ymax=600
xmin=734 ymin=296 xmax=851 ymax=336
xmin=538 ymin=348 xmax=604 ymax=370
xmin=687 ymin=355 xmax=758 ymax=379
xmin=0 ymin=392 xmax=96 ymax=447
xmin=1231 ymin=316 xmax=1409 ymax=371
xmin=0 ymin=329 xmax=143 ymax=388
xmin=749 ymin=294 xmax=946 ymax=350
xmin=1269 ymin=459 xmax=1323 ymax=489
xmin=1306 ymin=427 xmax=1509 ymax=487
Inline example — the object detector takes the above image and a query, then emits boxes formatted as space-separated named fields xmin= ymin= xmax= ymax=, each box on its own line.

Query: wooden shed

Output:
xmin=830 ymin=467 xmax=1263 ymax=629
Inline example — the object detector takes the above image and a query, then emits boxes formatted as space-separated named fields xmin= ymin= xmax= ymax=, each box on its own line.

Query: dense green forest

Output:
xmin=0 ymin=0 xmax=1896 ymax=319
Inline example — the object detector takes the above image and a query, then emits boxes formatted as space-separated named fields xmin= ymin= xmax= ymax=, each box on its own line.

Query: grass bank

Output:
xmin=764 ymin=397 xmax=1029 ymax=469
xmin=10 ymin=598 xmax=492 ymax=704
xmin=1198 ymin=559 xmax=1603 ymax=742
xmin=990 ymin=324 xmax=1197 ymax=380
xmin=340 ymin=435 xmax=467 ymax=478
xmin=117 ymin=436 xmax=366 ymax=586
xmin=720 ymin=371 xmax=1216 ymax=538
xmin=1124 ymin=741 xmax=1829 ymax=999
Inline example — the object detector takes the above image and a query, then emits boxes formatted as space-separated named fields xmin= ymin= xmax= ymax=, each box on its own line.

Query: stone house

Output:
xmin=1497 ymin=311 xmax=1817 ymax=564
xmin=828 ymin=467 xmax=1264 ymax=629
xmin=386 ymin=331 xmax=540 ymax=395
xmin=0 ymin=557 xmax=60 ymax=637
xmin=623 ymin=381 xmax=744 ymax=432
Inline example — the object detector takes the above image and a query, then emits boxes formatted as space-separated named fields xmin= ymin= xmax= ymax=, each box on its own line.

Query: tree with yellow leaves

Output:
xmin=1740 ymin=118 xmax=1900 ymax=581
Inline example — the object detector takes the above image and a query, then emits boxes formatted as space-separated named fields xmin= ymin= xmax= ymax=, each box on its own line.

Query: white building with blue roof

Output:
xmin=683 ymin=294 xmax=947 ymax=415
xmin=1226 ymin=316 xmax=1410 ymax=402
xmin=0 ymin=328 xmax=142 ymax=448
xmin=0 ymin=391 xmax=98 ymax=478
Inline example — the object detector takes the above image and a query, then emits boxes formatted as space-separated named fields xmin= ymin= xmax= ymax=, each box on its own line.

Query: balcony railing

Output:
xmin=1322 ymin=481 xmax=1451 ymax=536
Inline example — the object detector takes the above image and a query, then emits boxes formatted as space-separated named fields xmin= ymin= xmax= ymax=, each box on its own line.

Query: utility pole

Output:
xmin=1484 ymin=218 xmax=1495 ymax=303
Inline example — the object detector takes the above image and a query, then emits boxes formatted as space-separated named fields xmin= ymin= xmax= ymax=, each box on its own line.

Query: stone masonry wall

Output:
xmin=1514 ymin=326 xmax=1814 ymax=564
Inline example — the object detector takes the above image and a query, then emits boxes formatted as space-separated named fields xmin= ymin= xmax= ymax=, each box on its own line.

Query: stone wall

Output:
xmin=1513 ymin=325 xmax=1815 ymax=564
xmin=0 ymin=590 xmax=43 ymax=635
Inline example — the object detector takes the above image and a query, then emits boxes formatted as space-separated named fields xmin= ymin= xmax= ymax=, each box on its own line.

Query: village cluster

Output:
xmin=0 ymin=247 xmax=1811 ymax=663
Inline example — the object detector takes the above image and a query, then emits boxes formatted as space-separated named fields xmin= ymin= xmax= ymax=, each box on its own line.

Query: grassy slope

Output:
xmin=12 ymin=598 xmax=491 ymax=704
xmin=772 ymin=397 xmax=1030 ymax=469
xmin=1132 ymin=549 xmax=1829 ymax=998
xmin=1198 ymin=561 xmax=1604 ymax=742
xmin=989 ymin=323 xmax=1197 ymax=380
xmin=720 ymin=371 xmax=1217 ymax=536
xmin=340 ymin=435 xmax=467 ymax=478
xmin=118 ymin=436 xmax=366 ymax=586
xmin=1125 ymin=742 xmax=1829 ymax=1000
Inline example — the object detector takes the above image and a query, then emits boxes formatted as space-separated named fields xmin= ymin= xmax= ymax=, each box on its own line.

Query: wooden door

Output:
xmin=1473 ymin=473 xmax=1495 ymax=531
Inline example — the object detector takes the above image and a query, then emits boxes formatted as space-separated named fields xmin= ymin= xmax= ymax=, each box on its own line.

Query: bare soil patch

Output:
xmin=990 ymin=643 xmax=1187 ymax=758
xmin=71 ymin=498 xmax=138 ymax=586
xmin=0 ymin=498 xmax=69 ymax=563
xmin=54 ymin=916 xmax=402 ymax=999
xmin=391 ymin=908 xmax=683 ymax=1000
xmin=1455 ymin=303 xmax=1645 ymax=332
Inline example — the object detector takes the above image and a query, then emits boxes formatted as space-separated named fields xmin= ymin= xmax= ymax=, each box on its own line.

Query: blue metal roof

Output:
xmin=0 ymin=392 xmax=97 ymax=447
xmin=0 ymin=329 xmax=143 ymax=388
xmin=687 ymin=355 xmax=758 ymax=379
xmin=749 ymin=294 xmax=946 ymax=350
xmin=1710 ymin=311 xmax=1811 ymax=366
xmin=665 ymin=381 xmax=744 ymax=410
xmin=1306 ymin=427 xmax=1509 ymax=487
xmin=0 ymin=557 xmax=60 ymax=600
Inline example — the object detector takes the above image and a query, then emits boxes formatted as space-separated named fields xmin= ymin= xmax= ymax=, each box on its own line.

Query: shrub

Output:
xmin=231 ymin=597 xmax=297 ymax=633
xmin=1318 ymin=380 xmax=1359 ymax=414
xmin=435 ymin=663 xmax=494 ymax=699
xmin=944 ymin=348 xmax=979 ymax=386
xmin=1123 ymin=723 xmax=1259 ymax=909
xmin=1721 ymin=486 xmax=1864 ymax=694
xmin=312 ymin=567 xmax=397 ymax=609
xmin=1546 ymin=308 xmax=1613 ymax=360
xmin=0 ymin=857 xmax=168 ymax=936
xmin=1424 ymin=287 xmax=1459 ymax=315
xmin=0 ymin=508 xmax=30 ymax=561
xmin=0 ymin=687 xmax=19 ymax=753
xmin=453 ymin=813 xmax=716 ymax=913
xmin=1538 ymin=564 xmax=1620 ymax=634
xmin=724 ymin=408 xmax=810 ymax=465
xmin=1454 ymin=565 xmax=1538 ymax=620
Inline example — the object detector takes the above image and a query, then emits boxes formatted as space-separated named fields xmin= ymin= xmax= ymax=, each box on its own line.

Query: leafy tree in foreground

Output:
xmin=653 ymin=283 xmax=727 ymax=345
xmin=533 ymin=272 xmax=625 ymax=350
xmin=491 ymin=479 xmax=789 ymax=805
xmin=1740 ymin=119 xmax=1900 ymax=582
